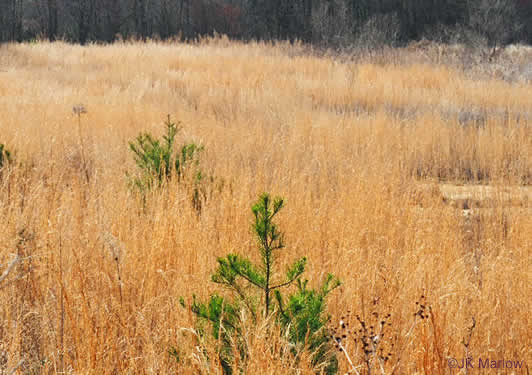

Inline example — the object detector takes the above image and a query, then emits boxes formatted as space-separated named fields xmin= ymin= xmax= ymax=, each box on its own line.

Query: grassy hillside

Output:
xmin=0 ymin=39 xmax=530 ymax=374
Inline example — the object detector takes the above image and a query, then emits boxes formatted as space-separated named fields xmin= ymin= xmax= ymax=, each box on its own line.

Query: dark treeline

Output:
xmin=0 ymin=0 xmax=531 ymax=47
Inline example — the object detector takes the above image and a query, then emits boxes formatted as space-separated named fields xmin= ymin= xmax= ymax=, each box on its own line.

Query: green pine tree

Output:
xmin=212 ymin=193 xmax=307 ymax=318
xmin=187 ymin=193 xmax=340 ymax=374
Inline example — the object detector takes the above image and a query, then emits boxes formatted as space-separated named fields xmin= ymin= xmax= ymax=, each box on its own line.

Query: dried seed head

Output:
xmin=73 ymin=104 xmax=87 ymax=115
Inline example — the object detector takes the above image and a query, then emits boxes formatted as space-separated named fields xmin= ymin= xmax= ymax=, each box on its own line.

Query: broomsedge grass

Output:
xmin=0 ymin=38 xmax=530 ymax=374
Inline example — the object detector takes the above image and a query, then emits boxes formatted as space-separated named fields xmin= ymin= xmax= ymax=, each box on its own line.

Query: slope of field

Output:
xmin=0 ymin=39 xmax=530 ymax=374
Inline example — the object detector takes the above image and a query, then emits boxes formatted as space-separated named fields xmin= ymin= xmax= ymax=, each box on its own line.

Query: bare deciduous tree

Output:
xmin=0 ymin=0 xmax=529 ymax=47
xmin=468 ymin=0 xmax=523 ymax=58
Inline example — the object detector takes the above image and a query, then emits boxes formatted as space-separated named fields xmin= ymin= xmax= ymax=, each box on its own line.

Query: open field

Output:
xmin=0 ymin=39 xmax=531 ymax=374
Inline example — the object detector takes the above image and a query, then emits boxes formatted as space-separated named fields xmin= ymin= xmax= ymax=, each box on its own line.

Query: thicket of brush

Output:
xmin=0 ymin=39 xmax=530 ymax=374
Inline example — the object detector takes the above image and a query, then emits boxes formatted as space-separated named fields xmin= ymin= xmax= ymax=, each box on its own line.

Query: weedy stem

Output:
xmin=59 ymin=233 xmax=64 ymax=374
xmin=7 ymin=359 xmax=25 ymax=375
xmin=337 ymin=340 xmax=361 ymax=375
xmin=73 ymin=104 xmax=89 ymax=184
xmin=0 ymin=254 xmax=21 ymax=284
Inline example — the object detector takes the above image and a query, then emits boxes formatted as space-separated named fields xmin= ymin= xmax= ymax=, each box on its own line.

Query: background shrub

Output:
xmin=128 ymin=116 xmax=206 ymax=210
xmin=0 ymin=143 xmax=12 ymax=170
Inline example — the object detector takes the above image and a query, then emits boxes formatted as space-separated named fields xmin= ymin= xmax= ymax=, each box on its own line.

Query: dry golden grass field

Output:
xmin=0 ymin=38 xmax=531 ymax=374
